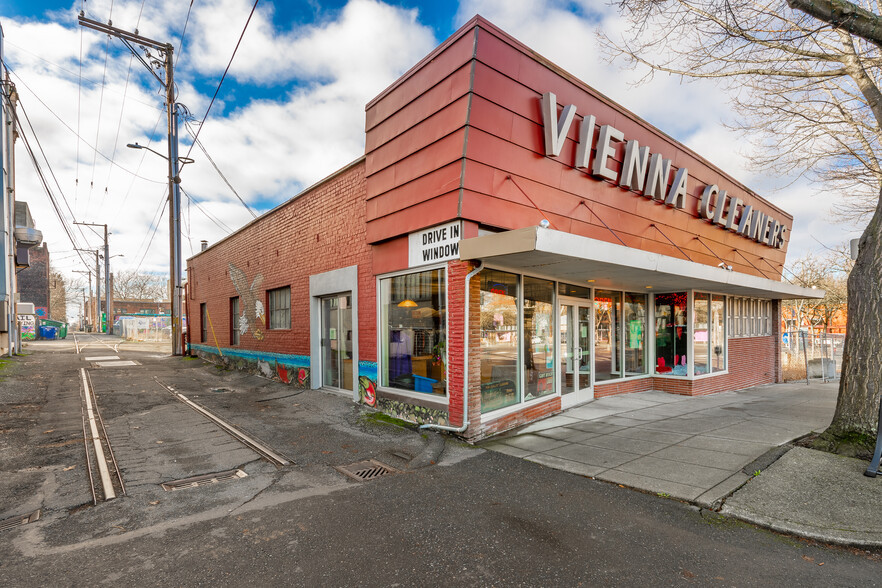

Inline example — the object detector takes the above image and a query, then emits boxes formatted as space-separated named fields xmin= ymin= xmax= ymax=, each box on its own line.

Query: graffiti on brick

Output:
xmin=229 ymin=263 xmax=266 ymax=340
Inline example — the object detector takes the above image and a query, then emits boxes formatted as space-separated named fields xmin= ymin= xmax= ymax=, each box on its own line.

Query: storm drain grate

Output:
xmin=335 ymin=460 xmax=398 ymax=482
xmin=0 ymin=510 xmax=40 ymax=532
xmin=161 ymin=469 xmax=247 ymax=491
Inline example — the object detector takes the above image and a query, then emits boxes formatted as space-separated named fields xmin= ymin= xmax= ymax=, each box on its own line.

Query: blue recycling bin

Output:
xmin=38 ymin=325 xmax=57 ymax=340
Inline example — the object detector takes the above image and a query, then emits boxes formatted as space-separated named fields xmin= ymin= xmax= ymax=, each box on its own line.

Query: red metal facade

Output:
xmin=365 ymin=17 xmax=790 ymax=280
xmin=187 ymin=16 xmax=792 ymax=441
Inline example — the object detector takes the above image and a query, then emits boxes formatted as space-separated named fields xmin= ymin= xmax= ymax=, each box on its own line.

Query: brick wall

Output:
xmin=187 ymin=159 xmax=375 ymax=360
xmin=18 ymin=244 xmax=49 ymax=315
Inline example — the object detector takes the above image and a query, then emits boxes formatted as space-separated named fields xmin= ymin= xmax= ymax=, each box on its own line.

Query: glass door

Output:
xmin=560 ymin=301 xmax=592 ymax=408
xmin=321 ymin=294 xmax=353 ymax=391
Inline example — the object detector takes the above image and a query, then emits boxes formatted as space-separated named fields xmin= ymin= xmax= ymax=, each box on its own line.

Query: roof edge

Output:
xmin=187 ymin=156 xmax=366 ymax=262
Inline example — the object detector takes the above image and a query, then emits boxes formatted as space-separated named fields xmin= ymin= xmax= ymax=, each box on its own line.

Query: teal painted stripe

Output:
xmin=189 ymin=344 xmax=310 ymax=367
xmin=358 ymin=361 xmax=377 ymax=381
xmin=189 ymin=344 xmax=379 ymax=379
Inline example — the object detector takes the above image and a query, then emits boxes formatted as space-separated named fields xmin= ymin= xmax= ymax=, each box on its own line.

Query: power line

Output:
xmin=183 ymin=0 xmax=260 ymax=161
xmin=12 ymin=95 xmax=91 ymax=270
xmin=176 ymin=1 xmax=195 ymax=67
xmin=6 ymin=67 xmax=166 ymax=185
xmin=76 ymin=0 xmax=84 ymax=206
xmin=15 ymin=96 xmax=93 ymax=254
xmin=183 ymin=118 xmax=257 ymax=218
xmin=112 ymin=110 xmax=165 ymax=224
xmin=133 ymin=196 xmax=168 ymax=275
xmin=180 ymin=185 xmax=234 ymax=233
xmin=102 ymin=0 xmax=148 ymax=203
xmin=4 ymin=40 xmax=165 ymax=111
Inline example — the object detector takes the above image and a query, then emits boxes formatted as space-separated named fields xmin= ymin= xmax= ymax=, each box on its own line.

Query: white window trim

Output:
xmin=375 ymin=263 xmax=450 ymax=403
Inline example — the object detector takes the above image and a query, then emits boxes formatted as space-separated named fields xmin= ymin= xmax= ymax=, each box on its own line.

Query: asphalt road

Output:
xmin=0 ymin=335 xmax=879 ymax=586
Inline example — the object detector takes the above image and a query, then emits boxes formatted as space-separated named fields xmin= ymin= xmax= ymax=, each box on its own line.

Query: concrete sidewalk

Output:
xmin=482 ymin=383 xmax=837 ymax=509
xmin=722 ymin=447 xmax=882 ymax=547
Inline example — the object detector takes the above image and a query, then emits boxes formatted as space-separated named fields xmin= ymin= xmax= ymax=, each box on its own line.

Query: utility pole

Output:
xmin=75 ymin=222 xmax=110 ymax=333
xmin=74 ymin=269 xmax=91 ymax=330
xmin=75 ymin=248 xmax=99 ymax=330
xmin=79 ymin=15 xmax=184 ymax=355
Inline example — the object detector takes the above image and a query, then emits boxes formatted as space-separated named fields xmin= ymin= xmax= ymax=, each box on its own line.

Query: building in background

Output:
xmin=187 ymin=17 xmax=821 ymax=440
xmin=112 ymin=299 xmax=170 ymax=317
xmin=17 ymin=240 xmax=50 ymax=320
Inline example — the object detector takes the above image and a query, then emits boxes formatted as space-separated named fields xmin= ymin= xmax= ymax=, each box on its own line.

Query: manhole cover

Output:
xmin=335 ymin=460 xmax=398 ymax=482
xmin=0 ymin=510 xmax=40 ymax=532
xmin=161 ymin=469 xmax=247 ymax=491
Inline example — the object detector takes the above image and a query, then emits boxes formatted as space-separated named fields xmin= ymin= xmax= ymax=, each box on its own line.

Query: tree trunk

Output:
xmin=827 ymin=188 xmax=882 ymax=435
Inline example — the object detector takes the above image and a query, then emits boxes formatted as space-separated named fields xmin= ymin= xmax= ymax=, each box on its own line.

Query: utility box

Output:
xmin=16 ymin=302 xmax=35 ymax=315
xmin=807 ymin=358 xmax=836 ymax=379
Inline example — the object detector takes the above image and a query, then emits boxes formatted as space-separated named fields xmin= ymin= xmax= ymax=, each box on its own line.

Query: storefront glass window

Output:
xmin=480 ymin=270 xmax=520 ymax=412
xmin=379 ymin=268 xmax=446 ymax=396
xmin=523 ymin=277 xmax=555 ymax=401
xmin=624 ymin=293 xmax=647 ymax=376
xmin=711 ymin=295 xmax=726 ymax=372
xmin=694 ymin=292 xmax=710 ymax=375
xmin=595 ymin=290 xmax=622 ymax=380
xmin=654 ymin=292 xmax=688 ymax=376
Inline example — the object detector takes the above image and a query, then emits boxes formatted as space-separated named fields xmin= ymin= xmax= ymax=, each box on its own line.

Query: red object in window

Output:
xmin=656 ymin=357 xmax=672 ymax=374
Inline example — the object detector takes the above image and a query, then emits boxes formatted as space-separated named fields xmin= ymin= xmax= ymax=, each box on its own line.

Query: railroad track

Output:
xmin=153 ymin=377 xmax=292 ymax=468
xmin=79 ymin=368 xmax=126 ymax=503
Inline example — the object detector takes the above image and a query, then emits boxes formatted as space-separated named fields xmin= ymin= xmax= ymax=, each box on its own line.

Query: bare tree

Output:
xmin=784 ymin=251 xmax=849 ymax=331
xmin=48 ymin=269 xmax=67 ymax=322
xmin=112 ymin=269 xmax=168 ymax=301
xmin=606 ymin=0 xmax=882 ymax=442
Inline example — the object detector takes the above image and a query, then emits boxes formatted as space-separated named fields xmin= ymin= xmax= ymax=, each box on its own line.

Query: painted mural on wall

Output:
xmin=229 ymin=263 xmax=266 ymax=340
xmin=359 ymin=375 xmax=377 ymax=406
xmin=35 ymin=306 xmax=48 ymax=319
xmin=19 ymin=315 xmax=36 ymax=340
xmin=188 ymin=345 xmax=448 ymax=426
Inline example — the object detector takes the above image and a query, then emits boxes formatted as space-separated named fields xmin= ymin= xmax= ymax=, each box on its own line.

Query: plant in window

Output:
xmin=432 ymin=340 xmax=446 ymax=373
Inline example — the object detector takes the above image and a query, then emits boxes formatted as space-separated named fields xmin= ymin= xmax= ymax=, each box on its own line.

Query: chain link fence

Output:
xmin=781 ymin=330 xmax=844 ymax=382
xmin=113 ymin=315 xmax=172 ymax=342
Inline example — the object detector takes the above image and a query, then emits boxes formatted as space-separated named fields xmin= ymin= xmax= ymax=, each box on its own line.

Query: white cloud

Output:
xmin=3 ymin=0 xmax=436 ymax=313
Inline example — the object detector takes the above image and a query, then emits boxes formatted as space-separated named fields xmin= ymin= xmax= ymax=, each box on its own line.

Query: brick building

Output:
xmin=18 ymin=242 xmax=50 ymax=320
xmin=112 ymin=299 xmax=171 ymax=317
xmin=187 ymin=17 xmax=820 ymax=441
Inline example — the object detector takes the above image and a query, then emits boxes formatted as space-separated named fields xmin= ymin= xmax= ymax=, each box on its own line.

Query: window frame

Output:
xmin=200 ymin=302 xmax=207 ymax=343
xmin=230 ymin=296 xmax=240 ymax=345
xmin=376 ymin=264 xmax=449 ymax=403
xmin=267 ymin=286 xmax=291 ymax=330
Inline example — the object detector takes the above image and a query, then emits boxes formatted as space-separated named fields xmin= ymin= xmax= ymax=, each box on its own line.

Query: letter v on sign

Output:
xmin=541 ymin=92 xmax=576 ymax=157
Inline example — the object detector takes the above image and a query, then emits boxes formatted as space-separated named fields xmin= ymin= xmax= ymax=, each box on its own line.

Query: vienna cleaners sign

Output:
xmin=408 ymin=221 xmax=463 ymax=267
xmin=541 ymin=92 xmax=787 ymax=249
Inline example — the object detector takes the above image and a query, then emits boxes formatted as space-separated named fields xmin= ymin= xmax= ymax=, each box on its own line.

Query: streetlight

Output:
xmin=126 ymin=141 xmax=193 ymax=355
xmin=126 ymin=143 xmax=194 ymax=169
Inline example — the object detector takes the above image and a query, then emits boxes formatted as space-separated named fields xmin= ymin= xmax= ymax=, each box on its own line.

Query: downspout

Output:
xmin=420 ymin=260 xmax=483 ymax=435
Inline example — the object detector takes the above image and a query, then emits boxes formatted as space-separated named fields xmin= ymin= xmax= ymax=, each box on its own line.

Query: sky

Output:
xmin=0 ymin=0 xmax=864 ymax=319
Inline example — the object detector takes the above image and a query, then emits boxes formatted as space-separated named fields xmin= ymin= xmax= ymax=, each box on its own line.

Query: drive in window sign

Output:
xmin=408 ymin=221 xmax=463 ymax=268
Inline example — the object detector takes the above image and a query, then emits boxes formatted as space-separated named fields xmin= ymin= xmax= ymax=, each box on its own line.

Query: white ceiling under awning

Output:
xmin=458 ymin=226 xmax=823 ymax=300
